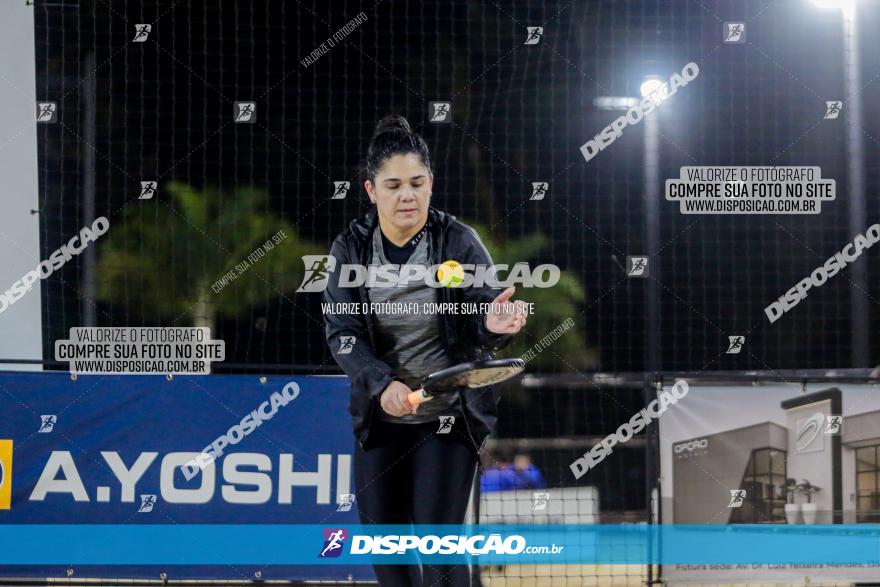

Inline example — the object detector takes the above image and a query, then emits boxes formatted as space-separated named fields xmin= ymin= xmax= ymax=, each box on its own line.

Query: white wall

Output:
xmin=0 ymin=3 xmax=43 ymax=370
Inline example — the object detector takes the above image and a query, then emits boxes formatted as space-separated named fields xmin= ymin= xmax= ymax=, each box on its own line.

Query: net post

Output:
xmin=644 ymin=377 xmax=664 ymax=586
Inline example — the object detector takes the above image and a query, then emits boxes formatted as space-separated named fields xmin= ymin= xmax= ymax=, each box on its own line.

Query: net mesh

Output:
xmin=28 ymin=0 xmax=880 ymax=583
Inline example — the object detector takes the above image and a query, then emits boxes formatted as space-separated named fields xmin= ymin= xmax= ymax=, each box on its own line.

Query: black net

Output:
xmin=28 ymin=0 xmax=880 ymax=583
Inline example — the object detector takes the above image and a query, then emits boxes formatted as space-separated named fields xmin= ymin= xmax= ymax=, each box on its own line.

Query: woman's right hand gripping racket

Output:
xmin=407 ymin=358 xmax=526 ymax=406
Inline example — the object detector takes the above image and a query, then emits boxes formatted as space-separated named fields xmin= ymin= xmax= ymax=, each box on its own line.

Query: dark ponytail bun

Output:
xmin=372 ymin=114 xmax=413 ymax=138
xmin=364 ymin=114 xmax=432 ymax=182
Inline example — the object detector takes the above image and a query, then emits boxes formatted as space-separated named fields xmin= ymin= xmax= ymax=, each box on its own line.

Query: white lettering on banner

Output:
xmin=221 ymin=453 xmax=273 ymax=504
xmin=30 ymin=451 xmax=90 ymax=501
xmin=101 ymin=451 xmax=157 ymax=502
xmin=162 ymin=453 xmax=215 ymax=503
xmin=278 ymin=453 xmax=332 ymax=504
xmin=27 ymin=451 xmax=349 ymax=506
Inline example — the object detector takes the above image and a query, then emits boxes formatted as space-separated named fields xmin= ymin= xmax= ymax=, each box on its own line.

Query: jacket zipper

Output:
xmin=356 ymin=230 xmax=376 ymax=449
xmin=432 ymin=217 xmax=479 ymax=453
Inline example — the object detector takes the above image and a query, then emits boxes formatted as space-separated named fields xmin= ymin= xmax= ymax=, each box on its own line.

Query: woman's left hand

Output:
xmin=485 ymin=286 xmax=528 ymax=335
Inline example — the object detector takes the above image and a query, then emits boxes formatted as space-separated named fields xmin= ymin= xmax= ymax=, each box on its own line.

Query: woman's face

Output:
xmin=365 ymin=153 xmax=432 ymax=235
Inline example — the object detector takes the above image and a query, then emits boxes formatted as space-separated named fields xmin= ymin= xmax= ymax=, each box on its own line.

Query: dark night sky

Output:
xmin=34 ymin=0 xmax=880 ymax=374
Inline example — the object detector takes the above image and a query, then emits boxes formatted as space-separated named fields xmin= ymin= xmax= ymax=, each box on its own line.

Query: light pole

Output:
xmin=812 ymin=0 xmax=867 ymax=366
xmin=639 ymin=77 xmax=663 ymax=378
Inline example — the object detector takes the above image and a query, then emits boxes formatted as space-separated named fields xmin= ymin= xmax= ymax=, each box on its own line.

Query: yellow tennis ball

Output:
xmin=437 ymin=260 xmax=465 ymax=288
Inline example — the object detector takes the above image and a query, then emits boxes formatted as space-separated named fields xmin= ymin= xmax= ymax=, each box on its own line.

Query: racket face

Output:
xmin=422 ymin=358 xmax=525 ymax=395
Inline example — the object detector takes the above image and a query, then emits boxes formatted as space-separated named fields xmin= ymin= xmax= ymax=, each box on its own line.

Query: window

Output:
xmin=856 ymin=446 xmax=880 ymax=523
xmin=729 ymin=448 xmax=787 ymax=523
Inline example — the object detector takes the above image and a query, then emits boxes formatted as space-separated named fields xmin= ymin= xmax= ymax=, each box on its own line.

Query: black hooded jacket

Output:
xmin=323 ymin=206 xmax=513 ymax=451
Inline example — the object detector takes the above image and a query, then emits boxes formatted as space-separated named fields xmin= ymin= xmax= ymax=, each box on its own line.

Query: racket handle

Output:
xmin=408 ymin=388 xmax=433 ymax=405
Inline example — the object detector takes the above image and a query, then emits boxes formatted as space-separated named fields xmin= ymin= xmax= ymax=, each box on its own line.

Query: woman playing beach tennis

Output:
xmin=323 ymin=114 xmax=527 ymax=586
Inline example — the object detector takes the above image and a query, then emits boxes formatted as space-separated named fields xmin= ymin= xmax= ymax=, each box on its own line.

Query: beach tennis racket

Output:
xmin=407 ymin=358 xmax=526 ymax=405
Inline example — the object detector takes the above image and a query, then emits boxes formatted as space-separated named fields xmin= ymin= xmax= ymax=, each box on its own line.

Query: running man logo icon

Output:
xmin=626 ymin=256 xmax=649 ymax=277
xmin=138 ymin=494 xmax=157 ymax=513
xmin=726 ymin=336 xmax=745 ymax=354
xmin=139 ymin=181 xmax=157 ymax=200
xmin=436 ymin=416 xmax=455 ymax=434
xmin=319 ymin=529 xmax=347 ymax=558
xmin=38 ymin=415 xmax=57 ymax=433
xmin=132 ymin=24 xmax=151 ymax=42
xmin=336 ymin=493 xmax=355 ymax=512
xmin=524 ymin=27 xmax=544 ymax=45
xmin=824 ymin=101 xmax=843 ymax=119
xmin=429 ymin=102 xmax=452 ymax=123
xmin=296 ymin=255 xmax=337 ymax=293
xmin=338 ymin=336 xmax=356 ymax=355
xmin=728 ymin=489 xmax=746 ymax=508
xmin=0 ymin=440 xmax=11 ymax=510
xmin=331 ymin=181 xmax=350 ymax=200
xmin=825 ymin=415 xmax=843 ymax=435
xmin=532 ymin=492 xmax=550 ymax=511
xmin=724 ymin=22 xmax=745 ymax=43
xmin=234 ymin=101 xmax=257 ymax=123
xmin=530 ymin=182 xmax=549 ymax=201
xmin=36 ymin=102 xmax=57 ymax=123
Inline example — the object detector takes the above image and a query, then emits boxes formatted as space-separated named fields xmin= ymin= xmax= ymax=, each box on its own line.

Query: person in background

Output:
xmin=480 ymin=450 xmax=546 ymax=492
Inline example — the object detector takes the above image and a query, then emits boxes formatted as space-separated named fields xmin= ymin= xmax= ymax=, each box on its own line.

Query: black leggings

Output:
xmin=354 ymin=417 xmax=479 ymax=587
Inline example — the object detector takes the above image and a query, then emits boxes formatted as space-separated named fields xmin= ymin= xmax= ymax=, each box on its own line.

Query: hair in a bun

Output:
xmin=364 ymin=114 xmax=432 ymax=182
xmin=372 ymin=114 xmax=413 ymax=137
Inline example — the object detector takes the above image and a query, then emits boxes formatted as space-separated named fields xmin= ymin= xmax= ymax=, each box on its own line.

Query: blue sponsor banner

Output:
xmin=0 ymin=371 xmax=370 ymax=581
xmin=1 ymin=524 xmax=880 ymax=565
